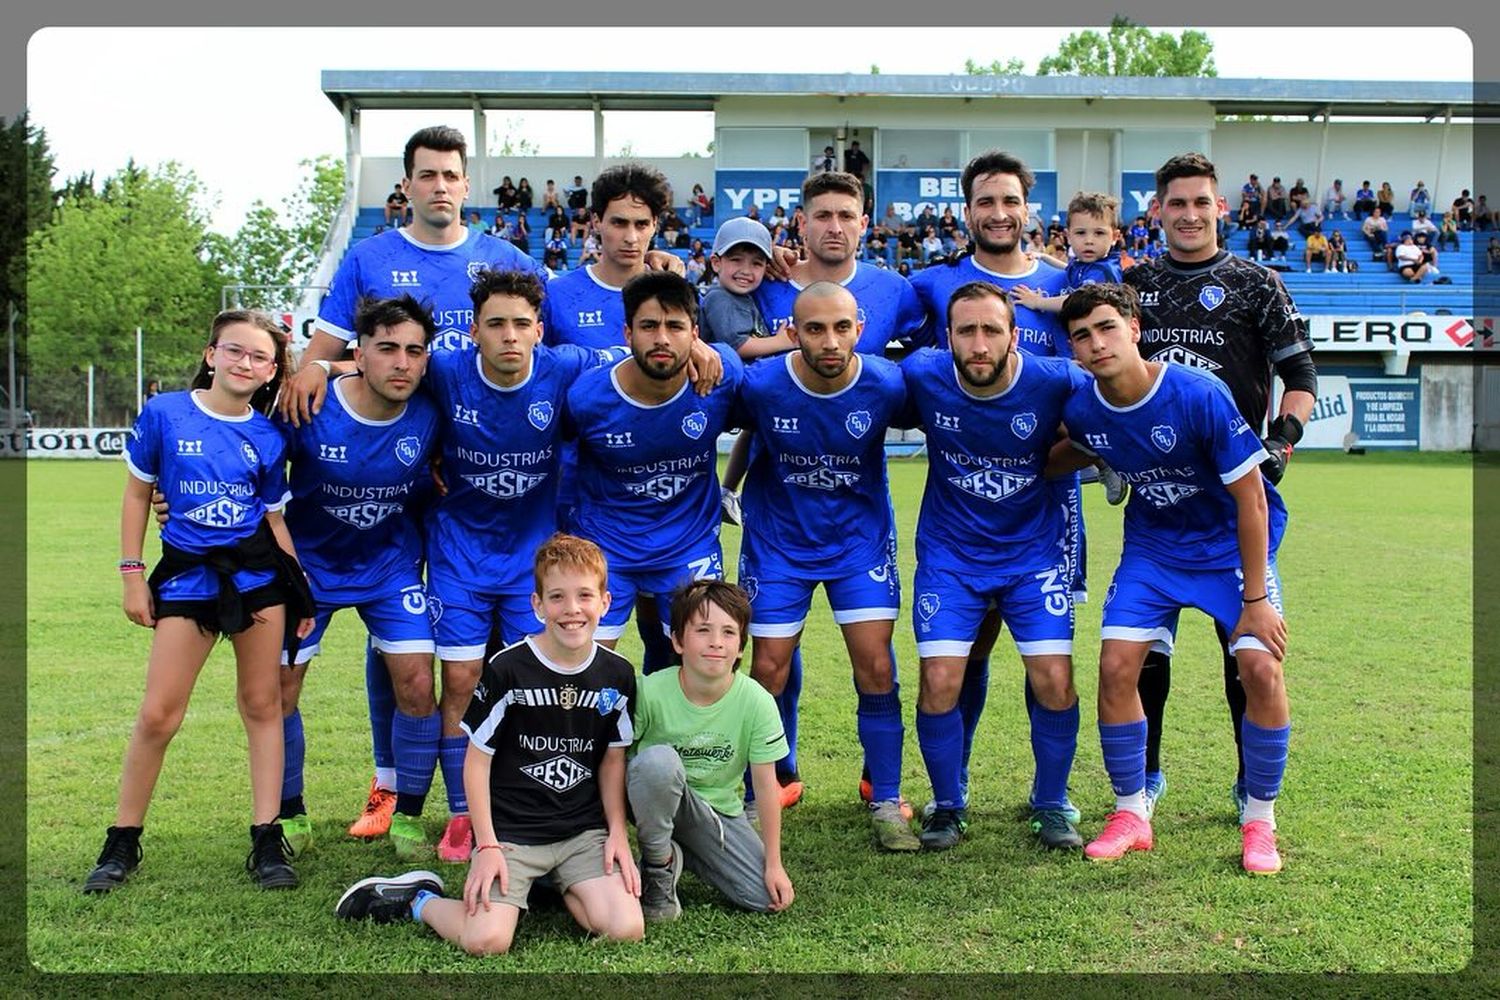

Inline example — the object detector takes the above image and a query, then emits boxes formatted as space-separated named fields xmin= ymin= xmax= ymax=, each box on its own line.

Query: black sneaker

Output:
xmin=82 ymin=825 xmax=143 ymax=894
xmin=919 ymin=807 xmax=969 ymax=851
xmin=246 ymin=822 xmax=299 ymax=890
xmin=335 ymin=870 xmax=446 ymax=922
xmin=1030 ymin=808 xmax=1084 ymax=850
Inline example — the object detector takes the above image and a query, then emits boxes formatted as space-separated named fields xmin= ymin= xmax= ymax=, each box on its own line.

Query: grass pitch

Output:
xmin=25 ymin=453 xmax=1472 ymax=973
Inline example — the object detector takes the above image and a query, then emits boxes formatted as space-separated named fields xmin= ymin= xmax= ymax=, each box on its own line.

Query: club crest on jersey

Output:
xmin=626 ymin=472 xmax=697 ymax=503
xmin=395 ymin=435 xmax=422 ymax=467
xmin=463 ymin=469 xmax=546 ymax=499
xmin=917 ymin=592 xmax=941 ymax=622
xmin=466 ymin=260 xmax=486 ymax=280
xmin=597 ymin=687 xmax=622 ymax=716
xmin=324 ymin=500 xmax=402 ymax=530
xmin=1199 ymin=285 xmax=1226 ymax=311
xmin=1012 ymin=412 xmax=1038 ymax=440
xmin=682 ymin=410 xmax=708 ymax=440
xmin=520 ymin=754 xmax=590 ymax=793
xmin=1135 ymin=481 xmax=1201 ymax=508
xmin=240 ymin=441 xmax=259 ymax=467
xmin=1154 ymin=345 xmax=1221 ymax=372
xmin=845 ymin=410 xmax=873 ymax=439
xmin=949 ymin=468 xmax=1034 ymax=502
xmin=559 ymin=684 xmax=579 ymax=711
xmin=527 ymin=400 xmax=554 ymax=431
xmin=183 ymin=495 xmax=253 ymax=529
xmin=1151 ymin=425 xmax=1178 ymax=452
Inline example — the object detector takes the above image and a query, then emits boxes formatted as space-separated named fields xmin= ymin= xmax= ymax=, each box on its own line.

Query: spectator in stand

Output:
xmin=542 ymin=179 xmax=563 ymax=211
xmin=689 ymin=183 xmax=712 ymax=226
xmin=766 ymin=205 xmax=790 ymax=241
xmin=383 ymin=182 xmax=410 ymax=227
xmin=1378 ymin=181 xmax=1396 ymax=218
xmin=865 ymin=224 xmax=889 ymax=260
xmin=914 ymin=204 xmax=940 ymax=238
xmin=896 ymin=260 xmax=913 ymax=278
xmin=543 ymin=233 xmax=570 ymax=272
xmin=788 ymin=205 xmax=806 ymax=247
xmin=897 ymin=224 xmax=922 ymax=262
xmin=1288 ymin=177 xmax=1309 ymax=209
xmin=1127 ymin=215 xmax=1150 ymax=253
xmin=493 ymin=176 xmax=518 ymax=212
xmin=1415 ymin=232 xmax=1450 ymax=283
xmin=1394 ymin=232 xmax=1428 ymax=282
xmin=1238 ymin=191 xmax=1262 ymax=230
xmin=920 ymin=225 xmax=944 ymax=262
xmin=1270 ymin=220 xmax=1291 ymax=263
xmin=1241 ymin=173 xmax=1265 ymax=223
xmin=1487 ymin=237 xmax=1500 ymax=274
xmin=685 ymin=248 xmax=706 ymax=284
xmin=468 ymin=210 xmax=488 ymax=236
xmin=1409 ymin=209 xmax=1438 ymax=242
xmin=1362 ymin=208 xmax=1390 ymax=254
xmin=879 ymin=202 xmax=903 ymax=237
xmin=1326 ymin=229 xmax=1350 ymax=273
xmin=1437 ymin=211 xmax=1461 ymax=252
xmin=1289 ymin=199 xmax=1324 ymax=237
xmin=811 ymin=145 xmax=837 ymax=174
xmin=1409 ymin=180 xmax=1431 ymax=215
xmin=1265 ymin=177 xmax=1290 ymax=222
xmin=1046 ymin=213 xmax=1066 ymax=246
xmin=660 ymin=206 xmax=687 ymax=248
xmin=565 ymin=175 xmax=589 ymax=211
xmin=937 ymin=205 xmax=962 ymax=251
xmin=1247 ymin=220 xmax=1275 ymax=262
xmin=544 ymin=205 xmax=569 ymax=244
xmin=843 ymin=140 xmax=871 ymax=182
xmin=1352 ymin=181 xmax=1378 ymax=220
xmin=1477 ymin=195 xmax=1494 ymax=232
xmin=569 ymin=204 xmax=591 ymax=244
xmin=1323 ymin=179 xmax=1347 ymax=220
xmin=1452 ymin=189 xmax=1475 ymax=230
xmin=950 ymin=231 xmax=969 ymax=257
xmin=516 ymin=178 xmax=534 ymax=213
xmin=745 ymin=204 xmax=762 ymax=223
xmin=1303 ymin=229 xmax=1333 ymax=273
xmin=579 ymin=229 xmax=602 ymax=265
xmin=509 ymin=211 xmax=530 ymax=255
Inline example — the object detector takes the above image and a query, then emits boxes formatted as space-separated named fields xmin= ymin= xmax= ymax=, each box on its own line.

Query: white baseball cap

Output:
xmin=712 ymin=217 xmax=773 ymax=259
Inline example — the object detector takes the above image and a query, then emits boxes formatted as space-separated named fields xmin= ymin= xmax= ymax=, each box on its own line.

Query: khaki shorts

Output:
xmin=486 ymin=828 xmax=611 ymax=910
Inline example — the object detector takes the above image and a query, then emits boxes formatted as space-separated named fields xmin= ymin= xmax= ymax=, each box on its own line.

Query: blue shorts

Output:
xmin=596 ymin=539 xmax=724 ymax=641
xmin=428 ymin=571 xmax=539 ymax=661
xmin=285 ymin=583 xmax=435 ymax=666
xmin=1100 ymin=553 xmax=1286 ymax=658
xmin=912 ymin=562 xmax=1074 ymax=659
xmin=740 ymin=535 xmax=901 ymax=638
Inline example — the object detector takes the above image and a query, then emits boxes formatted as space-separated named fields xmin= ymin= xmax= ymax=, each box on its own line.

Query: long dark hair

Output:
xmin=190 ymin=309 xmax=291 ymax=416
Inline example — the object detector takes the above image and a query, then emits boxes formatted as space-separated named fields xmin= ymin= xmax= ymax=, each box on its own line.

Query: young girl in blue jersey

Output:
xmin=84 ymin=310 xmax=316 ymax=896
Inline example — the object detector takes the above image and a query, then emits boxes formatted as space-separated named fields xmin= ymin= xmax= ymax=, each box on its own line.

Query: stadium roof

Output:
xmin=321 ymin=70 xmax=1491 ymax=120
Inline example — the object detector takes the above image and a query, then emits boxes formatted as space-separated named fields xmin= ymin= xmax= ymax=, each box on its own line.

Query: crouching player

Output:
xmin=1057 ymin=284 xmax=1290 ymax=874
xmin=335 ymin=534 xmax=643 ymax=951
xmin=627 ymin=580 xmax=794 ymax=921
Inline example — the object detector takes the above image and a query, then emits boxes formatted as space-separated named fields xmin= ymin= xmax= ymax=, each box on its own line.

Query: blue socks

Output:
xmin=365 ymin=643 xmax=397 ymax=774
xmin=280 ymin=709 xmax=305 ymax=811
xmin=638 ymin=603 xmax=675 ymax=674
xmin=1099 ymin=718 xmax=1148 ymax=797
xmin=1241 ymin=718 xmax=1290 ymax=801
xmin=411 ymin=888 xmax=437 ymax=923
xmin=957 ymin=654 xmax=990 ymax=785
xmin=916 ymin=706 xmax=965 ymax=809
xmin=439 ymin=735 xmax=470 ymax=814
xmin=392 ymin=710 xmax=440 ymax=816
xmin=775 ymin=647 xmax=803 ymax=777
xmin=856 ymin=685 xmax=904 ymax=803
xmin=1029 ymin=701 xmax=1079 ymax=811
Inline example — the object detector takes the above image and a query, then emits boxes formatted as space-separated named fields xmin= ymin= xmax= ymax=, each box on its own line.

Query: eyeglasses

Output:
xmin=214 ymin=342 xmax=277 ymax=369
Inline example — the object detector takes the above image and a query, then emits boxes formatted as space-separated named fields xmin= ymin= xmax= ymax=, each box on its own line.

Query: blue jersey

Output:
xmin=1064 ymin=252 xmax=1124 ymax=292
xmin=280 ymin=376 xmax=440 ymax=606
xmin=735 ymin=352 xmax=906 ymax=578
xmin=1063 ymin=362 xmax=1287 ymax=570
xmin=425 ymin=343 xmax=618 ymax=593
xmin=752 ymin=263 xmax=926 ymax=356
xmin=900 ymin=349 xmax=1084 ymax=576
xmin=124 ymin=391 xmax=288 ymax=600
xmin=540 ymin=264 xmax=631 ymax=352
xmin=909 ymin=255 xmax=1070 ymax=357
xmin=318 ymin=228 xmax=546 ymax=353
xmin=565 ymin=345 xmax=743 ymax=573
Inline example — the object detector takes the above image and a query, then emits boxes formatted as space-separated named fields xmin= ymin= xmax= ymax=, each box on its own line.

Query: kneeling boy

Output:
xmin=335 ymin=534 xmax=644 ymax=952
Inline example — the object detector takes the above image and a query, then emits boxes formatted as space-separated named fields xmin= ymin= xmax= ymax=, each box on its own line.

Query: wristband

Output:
xmin=310 ymin=359 xmax=332 ymax=376
xmin=118 ymin=559 xmax=147 ymax=573
xmin=474 ymin=843 xmax=502 ymax=853
xmin=1243 ymin=594 xmax=1268 ymax=604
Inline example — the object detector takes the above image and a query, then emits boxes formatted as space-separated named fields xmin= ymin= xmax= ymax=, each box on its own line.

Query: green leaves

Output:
xmin=1036 ymin=18 xmax=1218 ymax=78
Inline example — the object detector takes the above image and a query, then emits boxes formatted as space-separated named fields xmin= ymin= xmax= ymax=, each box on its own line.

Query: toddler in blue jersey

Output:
xmin=84 ymin=311 xmax=316 ymax=897
xmin=1012 ymin=192 xmax=1125 ymax=316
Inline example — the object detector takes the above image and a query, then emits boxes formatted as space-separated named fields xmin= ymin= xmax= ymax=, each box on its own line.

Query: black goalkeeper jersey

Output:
xmin=1124 ymin=251 xmax=1313 ymax=433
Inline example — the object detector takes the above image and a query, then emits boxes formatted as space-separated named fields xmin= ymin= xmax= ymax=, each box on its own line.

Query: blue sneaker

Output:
xmin=1231 ymin=779 xmax=1248 ymax=824
xmin=1143 ymin=771 xmax=1167 ymax=818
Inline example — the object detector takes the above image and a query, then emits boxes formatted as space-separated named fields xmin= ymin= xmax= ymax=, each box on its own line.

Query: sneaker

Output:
xmin=348 ymin=778 xmax=397 ymax=840
xmin=82 ymin=825 xmax=143 ymax=895
xmin=1241 ymin=820 xmax=1282 ymax=875
xmin=719 ymin=486 xmax=743 ymax=527
xmin=1100 ymin=463 xmax=1129 ymax=505
xmin=870 ymin=800 xmax=922 ymax=852
xmin=640 ymin=843 xmax=684 ymax=922
xmin=1084 ymin=811 xmax=1153 ymax=862
xmin=860 ymin=778 xmax=914 ymax=821
xmin=919 ymin=807 xmax=968 ymax=851
xmin=388 ymin=811 xmax=429 ymax=860
xmin=281 ymin=813 xmax=313 ymax=858
xmin=436 ymin=814 xmax=473 ymax=864
xmin=1030 ymin=809 xmax=1084 ymax=850
xmin=1231 ymin=780 xmax=1249 ymax=825
xmin=246 ymin=822 xmax=299 ymax=890
xmin=778 ymin=771 xmax=805 ymax=809
xmin=335 ymin=870 xmax=446 ymax=922
xmin=1143 ymin=771 xmax=1168 ymax=818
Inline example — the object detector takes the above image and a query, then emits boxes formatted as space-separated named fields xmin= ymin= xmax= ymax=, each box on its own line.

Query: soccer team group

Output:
xmin=84 ymin=124 xmax=1315 ymax=954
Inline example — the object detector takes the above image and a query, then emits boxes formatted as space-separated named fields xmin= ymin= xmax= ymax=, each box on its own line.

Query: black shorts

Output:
xmin=154 ymin=582 xmax=291 ymax=636
xmin=1399 ymin=263 xmax=1419 ymax=277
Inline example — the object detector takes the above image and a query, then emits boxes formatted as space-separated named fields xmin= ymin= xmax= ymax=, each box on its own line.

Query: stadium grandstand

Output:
xmin=310 ymin=70 xmax=1493 ymax=451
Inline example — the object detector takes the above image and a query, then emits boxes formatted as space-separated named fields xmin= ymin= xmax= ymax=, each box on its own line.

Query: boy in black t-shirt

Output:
xmin=336 ymin=534 xmax=643 ymax=954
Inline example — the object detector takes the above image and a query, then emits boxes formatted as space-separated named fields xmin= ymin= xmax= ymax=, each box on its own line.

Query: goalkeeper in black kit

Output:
xmin=1122 ymin=152 xmax=1316 ymax=820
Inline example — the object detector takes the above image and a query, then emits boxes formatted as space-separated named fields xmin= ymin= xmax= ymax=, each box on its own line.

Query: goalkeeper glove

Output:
xmin=1260 ymin=413 xmax=1304 ymax=485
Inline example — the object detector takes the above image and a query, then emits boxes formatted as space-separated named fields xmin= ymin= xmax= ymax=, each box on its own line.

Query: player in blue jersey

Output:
xmin=85 ymin=311 xmax=315 ymax=895
xmin=564 ymin=271 xmax=742 ymax=668
xmin=274 ymin=295 xmax=441 ymax=859
xmin=897 ymin=282 xmax=1085 ymax=852
xmin=905 ymin=149 xmax=1083 ymax=820
xmin=1057 ymin=283 xmax=1291 ymax=875
xmin=735 ymin=282 xmax=920 ymax=852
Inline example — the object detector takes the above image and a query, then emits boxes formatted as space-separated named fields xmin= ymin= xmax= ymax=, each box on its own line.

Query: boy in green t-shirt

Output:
xmin=627 ymin=580 xmax=794 ymax=921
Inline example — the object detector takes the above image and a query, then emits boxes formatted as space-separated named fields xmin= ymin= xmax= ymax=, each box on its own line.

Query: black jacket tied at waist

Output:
xmin=147 ymin=519 xmax=317 ymax=657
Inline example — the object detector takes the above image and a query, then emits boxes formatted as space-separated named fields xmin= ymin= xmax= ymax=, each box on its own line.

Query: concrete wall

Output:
xmin=1420 ymin=363 xmax=1477 ymax=451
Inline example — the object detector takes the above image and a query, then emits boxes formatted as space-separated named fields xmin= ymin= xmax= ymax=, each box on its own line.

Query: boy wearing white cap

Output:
xmin=700 ymin=217 xmax=792 ymax=361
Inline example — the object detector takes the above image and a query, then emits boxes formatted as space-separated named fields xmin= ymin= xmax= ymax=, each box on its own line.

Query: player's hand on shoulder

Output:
xmin=644 ymin=249 xmax=686 ymax=276
xmin=151 ymin=488 xmax=170 ymax=526
xmin=1010 ymin=284 xmax=1044 ymax=309
xmin=687 ymin=339 xmax=725 ymax=395
xmin=281 ymin=361 xmax=330 ymax=428
xmin=464 ymin=844 xmax=508 ymax=915
xmin=766 ymin=244 xmax=800 ymax=281
xmin=1232 ymin=599 xmax=1287 ymax=662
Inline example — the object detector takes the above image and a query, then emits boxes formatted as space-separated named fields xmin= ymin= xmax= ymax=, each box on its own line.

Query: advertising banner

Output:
xmin=1275 ymin=371 xmax=1421 ymax=449
xmin=874 ymin=169 xmax=1057 ymax=226
xmin=2 ymin=427 xmax=132 ymax=459
xmin=714 ymin=170 xmax=807 ymax=217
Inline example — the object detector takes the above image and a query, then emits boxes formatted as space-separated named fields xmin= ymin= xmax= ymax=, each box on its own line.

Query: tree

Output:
xmin=25 ymin=161 xmax=225 ymax=424
xmin=491 ymin=116 xmax=540 ymax=157
xmin=1036 ymin=17 xmax=1216 ymax=77
xmin=0 ymin=112 xmax=60 ymax=314
xmin=964 ymin=56 xmax=1027 ymax=76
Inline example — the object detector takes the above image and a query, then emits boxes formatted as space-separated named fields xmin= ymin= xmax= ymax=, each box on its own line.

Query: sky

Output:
xmin=25 ymin=26 xmax=1473 ymax=235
